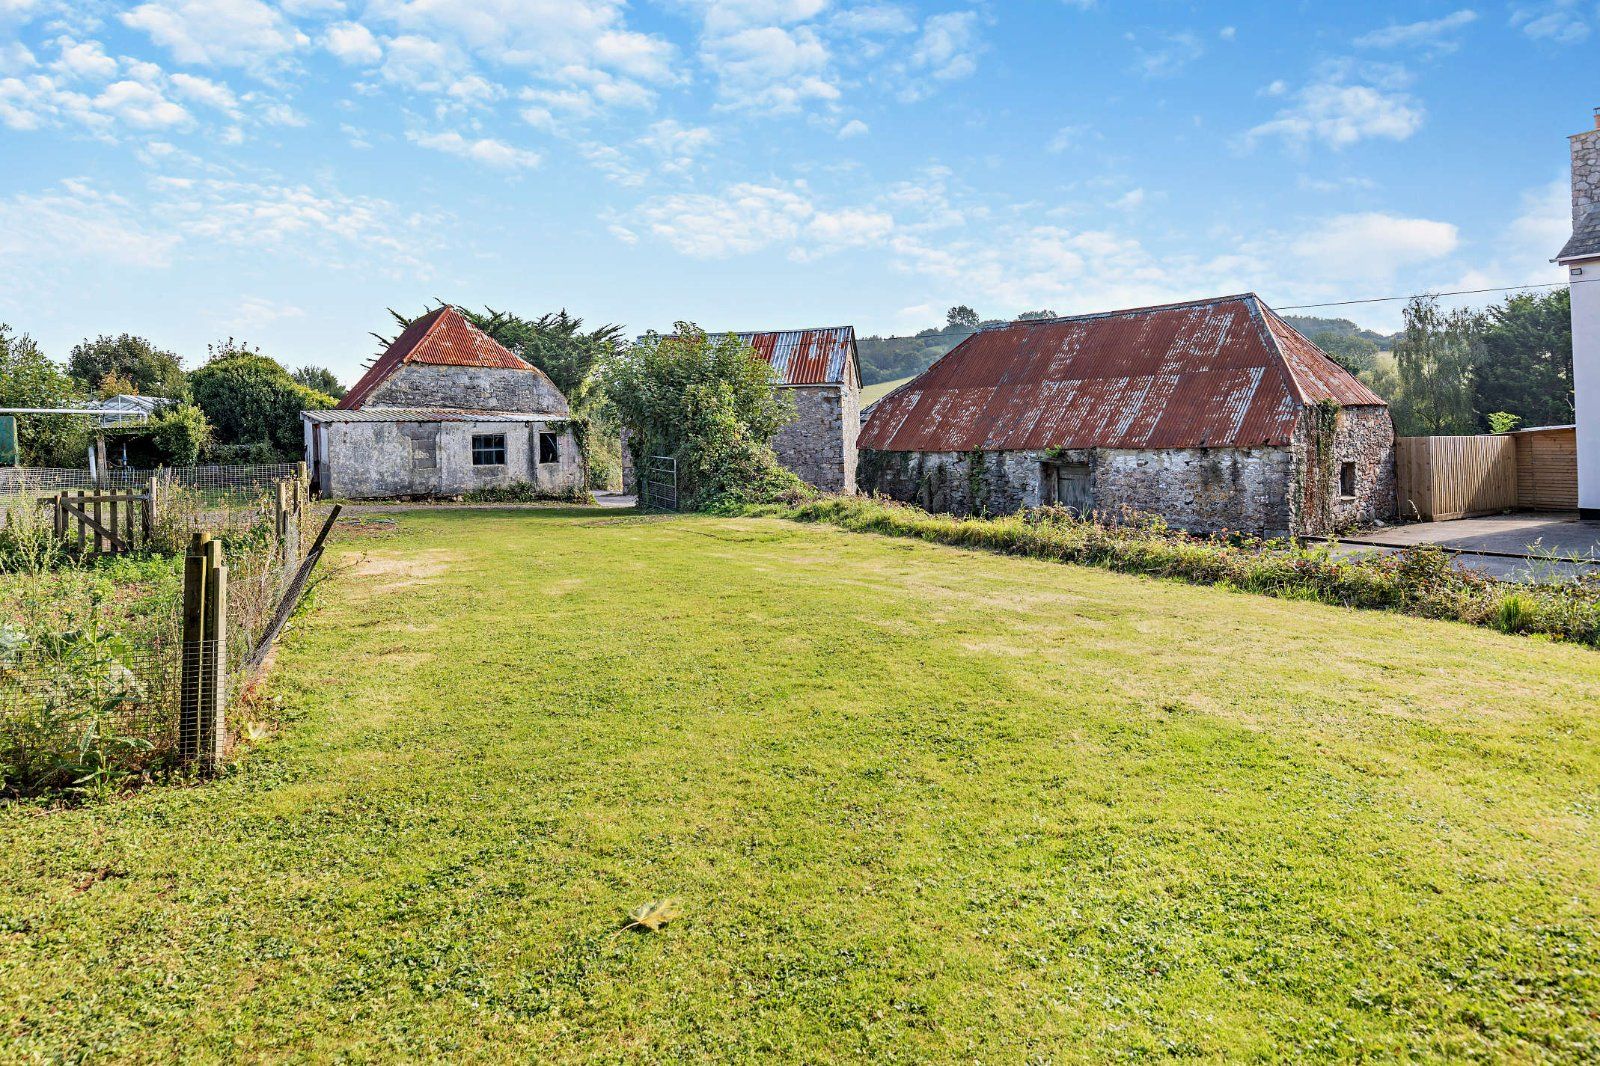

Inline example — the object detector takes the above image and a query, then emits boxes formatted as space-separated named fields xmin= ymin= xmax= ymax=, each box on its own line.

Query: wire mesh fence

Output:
xmin=0 ymin=463 xmax=302 ymax=499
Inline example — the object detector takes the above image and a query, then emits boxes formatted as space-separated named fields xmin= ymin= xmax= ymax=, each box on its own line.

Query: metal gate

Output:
xmin=644 ymin=455 xmax=679 ymax=511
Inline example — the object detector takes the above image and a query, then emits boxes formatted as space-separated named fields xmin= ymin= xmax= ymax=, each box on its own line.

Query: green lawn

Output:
xmin=5 ymin=507 xmax=1600 ymax=1061
xmin=860 ymin=374 xmax=915 ymax=407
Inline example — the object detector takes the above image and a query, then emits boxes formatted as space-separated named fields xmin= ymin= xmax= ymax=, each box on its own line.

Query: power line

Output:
xmin=859 ymin=278 xmax=1587 ymax=343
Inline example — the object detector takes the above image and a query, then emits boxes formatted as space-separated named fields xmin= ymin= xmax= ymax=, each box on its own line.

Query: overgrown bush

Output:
xmin=601 ymin=323 xmax=810 ymax=510
xmin=733 ymin=496 xmax=1600 ymax=649
xmin=190 ymin=346 xmax=334 ymax=460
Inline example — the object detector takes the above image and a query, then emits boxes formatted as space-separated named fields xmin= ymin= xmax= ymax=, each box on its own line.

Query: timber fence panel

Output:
xmin=1394 ymin=435 xmax=1517 ymax=521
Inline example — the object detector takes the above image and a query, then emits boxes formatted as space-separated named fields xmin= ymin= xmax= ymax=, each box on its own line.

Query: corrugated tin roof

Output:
xmin=1556 ymin=203 xmax=1600 ymax=262
xmin=339 ymin=306 xmax=537 ymax=410
xmin=730 ymin=326 xmax=857 ymax=386
xmin=858 ymin=294 xmax=1385 ymax=453
xmin=304 ymin=408 xmax=564 ymax=424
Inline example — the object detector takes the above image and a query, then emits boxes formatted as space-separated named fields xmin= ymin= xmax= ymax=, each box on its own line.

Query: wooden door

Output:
xmin=1053 ymin=462 xmax=1092 ymax=512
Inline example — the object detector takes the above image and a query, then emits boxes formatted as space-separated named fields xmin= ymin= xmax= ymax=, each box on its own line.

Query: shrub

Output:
xmin=461 ymin=483 xmax=595 ymax=504
xmin=190 ymin=348 xmax=334 ymax=460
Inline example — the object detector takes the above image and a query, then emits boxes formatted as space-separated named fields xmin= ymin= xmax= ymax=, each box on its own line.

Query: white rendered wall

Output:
xmin=1574 ymin=260 xmax=1600 ymax=517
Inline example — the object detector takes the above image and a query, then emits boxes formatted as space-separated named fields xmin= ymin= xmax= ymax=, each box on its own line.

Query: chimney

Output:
xmin=1575 ymin=107 xmax=1600 ymax=225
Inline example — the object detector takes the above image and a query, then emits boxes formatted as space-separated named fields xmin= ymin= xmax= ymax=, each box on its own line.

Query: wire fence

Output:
xmin=0 ymin=463 xmax=302 ymax=498
xmin=1 ymin=472 xmax=332 ymax=798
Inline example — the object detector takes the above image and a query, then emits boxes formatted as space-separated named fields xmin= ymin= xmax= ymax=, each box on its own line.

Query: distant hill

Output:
xmin=1281 ymin=315 xmax=1394 ymax=346
xmin=861 ymin=375 xmax=916 ymax=407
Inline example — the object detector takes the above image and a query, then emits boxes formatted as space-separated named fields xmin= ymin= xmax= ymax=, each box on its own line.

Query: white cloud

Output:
xmin=837 ymin=117 xmax=868 ymax=138
xmin=1047 ymin=124 xmax=1089 ymax=153
xmin=703 ymin=24 xmax=837 ymax=112
xmin=92 ymin=78 xmax=192 ymax=129
xmin=1511 ymin=1 xmax=1593 ymax=42
xmin=169 ymin=72 xmax=240 ymax=115
xmin=407 ymin=129 xmax=540 ymax=169
xmin=1452 ymin=178 xmax=1572 ymax=291
xmin=0 ymin=181 xmax=180 ymax=274
xmin=322 ymin=21 xmax=381 ymax=65
xmin=1355 ymin=9 xmax=1477 ymax=49
xmin=1246 ymin=77 xmax=1424 ymax=149
xmin=225 ymin=296 xmax=306 ymax=330
xmin=1130 ymin=31 xmax=1203 ymax=78
xmin=1290 ymin=212 xmax=1458 ymax=278
xmin=121 ymin=0 xmax=309 ymax=69
xmin=895 ymin=10 xmax=980 ymax=99
xmin=51 ymin=38 xmax=117 ymax=80
xmin=626 ymin=180 xmax=895 ymax=259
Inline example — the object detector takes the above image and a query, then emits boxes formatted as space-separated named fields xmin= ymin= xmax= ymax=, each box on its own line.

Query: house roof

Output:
xmin=304 ymin=408 xmax=565 ymax=424
xmin=1556 ymin=203 xmax=1600 ymax=262
xmin=858 ymin=293 xmax=1385 ymax=454
xmin=731 ymin=326 xmax=857 ymax=386
xmin=339 ymin=306 xmax=537 ymax=410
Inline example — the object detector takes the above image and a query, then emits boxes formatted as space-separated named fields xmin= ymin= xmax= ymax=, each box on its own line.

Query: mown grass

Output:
xmin=4 ymin=507 xmax=1600 ymax=1061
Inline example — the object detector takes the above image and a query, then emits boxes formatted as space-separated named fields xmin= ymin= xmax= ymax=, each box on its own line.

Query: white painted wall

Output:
xmin=1573 ymin=259 xmax=1600 ymax=517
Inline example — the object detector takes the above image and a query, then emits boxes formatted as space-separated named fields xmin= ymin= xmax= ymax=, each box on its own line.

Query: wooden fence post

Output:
xmin=201 ymin=538 xmax=228 ymax=768
xmin=179 ymin=532 xmax=228 ymax=771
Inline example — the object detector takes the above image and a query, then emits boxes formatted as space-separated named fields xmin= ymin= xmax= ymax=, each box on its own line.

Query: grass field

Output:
xmin=5 ymin=507 xmax=1600 ymax=1061
xmin=860 ymin=374 xmax=915 ymax=407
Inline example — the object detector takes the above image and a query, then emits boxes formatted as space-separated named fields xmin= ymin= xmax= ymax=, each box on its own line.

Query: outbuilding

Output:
xmin=736 ymin=326 xmax=862 ymax=494
xmin=857 ymin=293 xmax=1394 ymax=537
xmin=303 ymin=305 xmax=585 ymax=499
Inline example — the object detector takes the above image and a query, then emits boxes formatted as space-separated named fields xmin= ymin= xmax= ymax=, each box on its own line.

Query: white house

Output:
xmin=1557 ymin=108 xmax=1600 ymax=521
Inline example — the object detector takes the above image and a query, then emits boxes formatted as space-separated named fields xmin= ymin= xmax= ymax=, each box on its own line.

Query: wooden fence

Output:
xmin=52 ymin=485 xmax=154 ymax=555
xmin=1396 ymin=427 xmax=1578 ymax=521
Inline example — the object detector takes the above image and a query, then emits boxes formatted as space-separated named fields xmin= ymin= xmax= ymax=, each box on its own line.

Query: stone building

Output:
xmin=620 ymin=325 xmax=862 ymax=495
xmin=302 ymin=305 xmax=585 ymax=499
xmin=857 ymin=293 xmax=1394 ymax=537
xmin=739 ymin=327 xmax=861 ymax=493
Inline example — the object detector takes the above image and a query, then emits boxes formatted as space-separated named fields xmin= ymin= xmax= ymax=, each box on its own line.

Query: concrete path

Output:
xmin=1333 ymin=512 xmax=1600 ymax=583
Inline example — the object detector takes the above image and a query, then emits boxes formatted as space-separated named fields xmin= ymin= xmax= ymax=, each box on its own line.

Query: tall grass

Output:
xmin=733 ymin=496 xmax=1600 ymax=649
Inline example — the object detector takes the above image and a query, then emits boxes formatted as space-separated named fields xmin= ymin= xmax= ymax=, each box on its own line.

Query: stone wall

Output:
xmin=320 ymin=418 xmax=583 ymax=499
xmin=1573 ymin=122 xmax=1600 ymax=223
xmin=862 ymin=445 xmax=1297 ymax=536
xmin=364 ymin=364 xmax=570 ymax=415
xmin=772 ymin=384 xmax=857 ymax=493
xmin=1291 ymin=403 xmax=1396 ymax=534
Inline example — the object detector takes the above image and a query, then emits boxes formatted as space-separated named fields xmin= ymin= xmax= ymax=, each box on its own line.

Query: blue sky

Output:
xmin=1 ymin=1 xmax=1596 ymax=385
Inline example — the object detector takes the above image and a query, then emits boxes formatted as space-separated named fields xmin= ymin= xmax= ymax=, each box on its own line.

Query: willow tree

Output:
xmin=1391 ymin=296 xmax=1479 ymax=436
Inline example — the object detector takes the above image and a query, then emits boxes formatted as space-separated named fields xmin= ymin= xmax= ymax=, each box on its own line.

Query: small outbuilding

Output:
xmin=303 ymin=305 xmax=585 ymax=499
xmin=739 ymin=326 xmax=862 ymax=494
xmin=857 ymin=293 xmax=1394 ymax=537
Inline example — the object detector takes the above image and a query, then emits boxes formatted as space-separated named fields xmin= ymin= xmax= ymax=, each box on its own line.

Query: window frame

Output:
xmin=1338 ymin=461 xmax=1357 ymax=499
xmin=537 ymin=430 xmax=560 ymax=465
xmin=471 ymin=433 xmax=507 ymax=467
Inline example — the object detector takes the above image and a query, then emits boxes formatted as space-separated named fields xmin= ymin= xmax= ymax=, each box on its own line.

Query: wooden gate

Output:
xmin=53 ymin=486 xmax=154 ymax=555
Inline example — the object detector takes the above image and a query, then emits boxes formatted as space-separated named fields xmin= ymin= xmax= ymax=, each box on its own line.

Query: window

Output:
xmin=1339 ymin=461 xmax=1356 ymax=498
xmin=538 ymin=431 xmax=560 ymax=465
xmin=471 ymin=433 xmax=506 ymax=466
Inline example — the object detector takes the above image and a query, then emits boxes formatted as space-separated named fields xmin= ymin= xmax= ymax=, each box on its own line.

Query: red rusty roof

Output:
xmin=858 ymin=294 xmax=1385 ymax=453
xmin=732 ymin=326 xmax=857 ymax=387
xmin=339 ymin=306 xmax=537 ymax=410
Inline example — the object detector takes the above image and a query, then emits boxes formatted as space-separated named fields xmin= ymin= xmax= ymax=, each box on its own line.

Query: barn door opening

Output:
xmin=1046 ymin=461 xmax=1092 ymax=513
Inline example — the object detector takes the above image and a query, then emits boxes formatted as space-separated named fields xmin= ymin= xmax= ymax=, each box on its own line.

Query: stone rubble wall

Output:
xmin=364 ymin=364 xmax=570 ymax=416
xmin=772 ymin=384 xmax=857 ymax=494
xmin=322 ymin=419 xmax=583 ymax=499
xmin=1290 ymin=404 xmax=1396 ymax=535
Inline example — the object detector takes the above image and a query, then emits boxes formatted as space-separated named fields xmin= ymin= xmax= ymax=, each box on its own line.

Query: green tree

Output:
xmin=946 ymin=305 xmax=980 ymax=330
xmin=190 ymin=343 xmax=334 ymax=460
xmin=292 ymin=365 xmax=346 ymax=400
xmin=1473 ymin=288 xmax=1572 ymax=429
xmin=0 ymin=325 xmax=88 ymax=465
xmin=600 ymin=323 xmax=804 ymax=508
xmin=1017 ymin=310 xmax=1059 ymax=321
xmin=1391 ymin=296 xmax=1480 ymax=436
xmin=66 ymin=334 xmax=187 ymax=399
xmin=1309 ymin=329 xmax=1382 ymax=375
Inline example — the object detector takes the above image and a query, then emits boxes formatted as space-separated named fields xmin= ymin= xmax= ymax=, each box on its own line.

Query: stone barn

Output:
xmin=857 ymin=293 xmax=1394 ymax=537
xmin=738 ymin=327 xmax=861 ymax=493
xmin=302 ymin=305 xmax=585 ymax=499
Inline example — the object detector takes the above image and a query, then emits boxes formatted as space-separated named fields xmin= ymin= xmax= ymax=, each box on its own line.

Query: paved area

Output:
xmin=1334 ymin=512 xmax=1600 ymax=583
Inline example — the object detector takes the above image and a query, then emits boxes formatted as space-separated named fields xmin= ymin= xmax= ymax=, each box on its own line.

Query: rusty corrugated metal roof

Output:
xmin=858 ymin=293 xmax=1385 ymax=453
xmin=731 ymin=326 xmax=857 ymax=387
xmin=340 ymin=306 xmax=537 ymax=410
